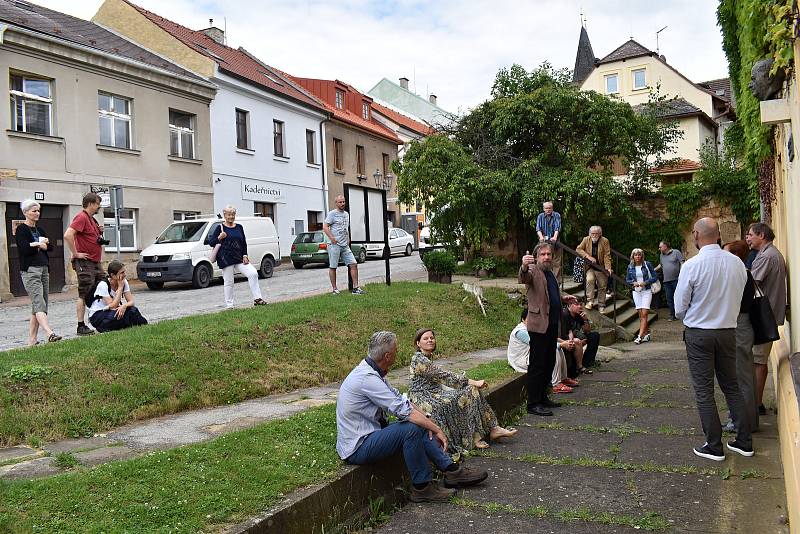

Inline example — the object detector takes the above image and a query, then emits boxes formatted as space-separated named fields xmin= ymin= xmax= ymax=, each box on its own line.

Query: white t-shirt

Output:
xmin=88 ymin=280 xmax=130 ymax=318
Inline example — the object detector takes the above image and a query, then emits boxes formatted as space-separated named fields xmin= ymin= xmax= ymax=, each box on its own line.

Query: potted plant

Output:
xmin=473 ymin=256 xmax=497 ymax=278
xmin=422 ymin=249 xmax=457 ymax=284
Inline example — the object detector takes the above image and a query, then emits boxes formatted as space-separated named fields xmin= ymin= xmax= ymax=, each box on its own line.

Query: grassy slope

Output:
xmin=0 ymin=282 xmax=520 ymax=446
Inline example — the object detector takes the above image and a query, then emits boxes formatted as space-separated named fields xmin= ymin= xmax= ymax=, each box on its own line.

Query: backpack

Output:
xmin=84 ymin=278 xmax=109 ymax=307
xmin=573 ymin=257 xmax=585 ymax=284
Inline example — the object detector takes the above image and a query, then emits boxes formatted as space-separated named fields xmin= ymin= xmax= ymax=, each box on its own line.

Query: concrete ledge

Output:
xmin=231 ymin=372 xmax=527 ymax=534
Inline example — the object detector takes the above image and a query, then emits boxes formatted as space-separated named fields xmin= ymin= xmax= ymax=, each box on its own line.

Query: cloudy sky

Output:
xmin=33 ymin=0 xmax=728 ymax=114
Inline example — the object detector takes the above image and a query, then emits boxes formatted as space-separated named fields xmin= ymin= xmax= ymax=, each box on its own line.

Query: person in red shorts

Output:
xmin=64 ymin=192 xmax=105 ymax=335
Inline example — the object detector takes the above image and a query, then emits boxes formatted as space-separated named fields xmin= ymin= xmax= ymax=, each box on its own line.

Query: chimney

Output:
xmin=202 ymin=19 xmax=225 ymax=44
xmin=659 ymin=54 xmax=667 ymax=63
xmin=399 ymin=77 xmax=409 ymax=90
xmin=428 ymin=94 xmax=437 ymax=105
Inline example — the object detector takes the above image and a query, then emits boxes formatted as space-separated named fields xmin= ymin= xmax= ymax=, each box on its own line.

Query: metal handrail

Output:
xmin=552 ymin=241 xmax=632 ymax=327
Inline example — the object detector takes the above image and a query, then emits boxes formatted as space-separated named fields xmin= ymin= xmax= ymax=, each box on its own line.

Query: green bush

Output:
xmin=473 ymin=256 xmax=498 ymax=273
xmin=422 ymin=249 xmax=457 ymax=274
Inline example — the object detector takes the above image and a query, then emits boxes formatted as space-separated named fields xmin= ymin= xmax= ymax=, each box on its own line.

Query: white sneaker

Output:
xmin=599 ymin=306 xmax=606 ymax=313
xmin=585 ymin=302 xmax=593 ymax=310
xmin=332 ymin=288 xmax=341 ymax=295
xmin=642 ymin=333 xmax=651 ymax=343
xmin=633 ymin=335 xmax=642 ymax=344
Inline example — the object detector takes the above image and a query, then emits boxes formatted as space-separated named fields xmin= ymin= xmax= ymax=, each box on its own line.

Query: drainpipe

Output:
xmin=319 ymin=118 xmax=330 ymax=213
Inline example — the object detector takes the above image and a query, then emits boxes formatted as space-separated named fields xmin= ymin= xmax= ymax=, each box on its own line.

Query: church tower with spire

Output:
xmin=572 ymin=24 xmax=596 ymax=85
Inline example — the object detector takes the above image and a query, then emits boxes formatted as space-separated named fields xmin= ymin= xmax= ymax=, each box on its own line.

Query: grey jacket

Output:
xmin=751 ymin=242 xmax=787 ymax=325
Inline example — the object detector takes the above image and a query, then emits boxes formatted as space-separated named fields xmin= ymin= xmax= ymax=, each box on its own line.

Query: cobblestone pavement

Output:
xmin=0 ymin=255 xmax=425 ymax=351
xmin=378 ymin=321 xmax=789 ymax=534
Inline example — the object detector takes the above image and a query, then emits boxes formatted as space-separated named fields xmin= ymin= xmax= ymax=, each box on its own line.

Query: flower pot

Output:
xmin=427 ymin=272 xmax=452 ymax=284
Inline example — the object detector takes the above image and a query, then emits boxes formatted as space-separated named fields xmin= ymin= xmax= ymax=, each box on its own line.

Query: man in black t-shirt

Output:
xmin=559 ymin=299 xmax=600 ymax=376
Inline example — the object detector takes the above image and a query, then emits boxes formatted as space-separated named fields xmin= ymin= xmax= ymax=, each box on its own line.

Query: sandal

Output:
xmin=489 ymin=427 xmax=518 ymax=441
xmin=579 ymin=367 xmax=593 ymax=375
xmin=474 ymin=439 xmax=490 ymax=449
xmin=552 ymin=383 xmax=573 ymax=394
xmin=48 ymin=333 xmax=62 ymax=343
xmin=562 ymin=377 xmax=580 ymax=387
xmin=253 ymin=298 xmax=268 ymax=306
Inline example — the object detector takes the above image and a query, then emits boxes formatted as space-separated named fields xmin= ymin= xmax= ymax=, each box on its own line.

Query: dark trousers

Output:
xmin=663 ymin=280 xmax=678 ymax=318
xmin=347 ymin=421 xmax=452 ymax=485
xmin=582 ymin=331 xmax=600 ymax=367
xmin=684 ymin=327 xmax=752 ymax=452
xmin=89 ymin=306 xmax=148 ymax=333
xmin=528 ymin=323 xmax=558 ymax=407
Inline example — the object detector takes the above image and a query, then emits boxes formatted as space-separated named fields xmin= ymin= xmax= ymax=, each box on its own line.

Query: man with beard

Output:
xmin=674 ymin=217 xmax=753 ymax=461
xmin=519 ymin=242 xmax=576 ymax=416
xmin=576 ymin=226 xmax=612 ymax=312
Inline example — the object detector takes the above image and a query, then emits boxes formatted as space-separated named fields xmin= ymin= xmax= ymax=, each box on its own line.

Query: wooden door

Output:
xmin=6 ymin=203 xmax=65 ymax=297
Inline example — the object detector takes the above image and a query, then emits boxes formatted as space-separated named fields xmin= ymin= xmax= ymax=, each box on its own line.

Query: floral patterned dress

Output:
xmin=408 ymin=351 xmax=498 ymax=458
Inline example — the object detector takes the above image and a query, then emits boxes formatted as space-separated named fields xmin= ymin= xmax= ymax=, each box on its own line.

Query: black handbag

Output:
xmin=751 ymin=280 xmax=780 ymax=345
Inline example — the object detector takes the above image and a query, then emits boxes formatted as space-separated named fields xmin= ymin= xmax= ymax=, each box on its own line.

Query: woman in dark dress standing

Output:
xmin=206 ymin=205 xmax=267 ymax=309
xmin=14 ymin=199 xmax=61 ymax=346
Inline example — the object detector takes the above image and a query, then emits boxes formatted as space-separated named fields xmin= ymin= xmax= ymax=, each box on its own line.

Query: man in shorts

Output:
xmin=323 ymin=194 xmax=364 ymax=295
xmin=64 ymin=192 xmax=105 ymax=335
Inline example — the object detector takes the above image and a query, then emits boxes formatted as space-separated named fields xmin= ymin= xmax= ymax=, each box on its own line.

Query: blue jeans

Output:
xmin=346 ymin=421 xmax=453 ymax=485
xmin=663 ymin=279 xmax=678 ymax=318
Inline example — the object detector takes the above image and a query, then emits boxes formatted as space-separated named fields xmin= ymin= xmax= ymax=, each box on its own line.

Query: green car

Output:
xmin=290 ymin=231 xmax=367 ymax=268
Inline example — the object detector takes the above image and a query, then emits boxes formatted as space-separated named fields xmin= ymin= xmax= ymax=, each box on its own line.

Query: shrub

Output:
xmin=422 ymin=249 xmax=457 ymax=274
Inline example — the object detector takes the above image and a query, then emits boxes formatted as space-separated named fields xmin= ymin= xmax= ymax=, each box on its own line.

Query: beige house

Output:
xmin=291 ymin=77 xmax=402 ymax=227
xmin=0 ymin=1 xmax=215 ymax=298
xmin=574 ymin=27 xmax=736 ymax=182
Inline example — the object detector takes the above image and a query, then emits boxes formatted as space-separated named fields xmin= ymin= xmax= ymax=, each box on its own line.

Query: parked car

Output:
xmin=364 ymin=227 xmax=415 ymax=259
xmin=137 ymin=216 xmax=280 ymax=290
xmin=290 ymin=231 xmax=367 ymax=268
xmin=418 ymin=225 xmax=431 ymax=249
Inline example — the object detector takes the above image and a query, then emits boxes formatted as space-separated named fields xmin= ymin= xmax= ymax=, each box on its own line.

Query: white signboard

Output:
xmin=241 ymin=180 xmax=286 ymax=203
xmin=90 ymin=185 xmax=111 ymax=208
xmin=367 ymin=190 xmax=385 ymax=242
xmin=348 ymin=187 xmax=367 ymax=242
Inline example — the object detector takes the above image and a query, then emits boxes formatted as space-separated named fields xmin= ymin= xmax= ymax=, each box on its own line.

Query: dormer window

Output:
xmin=335 ymin=89 xmax=344 ymax=110
xmin=362 ymin=102 xmax=370 ymax=120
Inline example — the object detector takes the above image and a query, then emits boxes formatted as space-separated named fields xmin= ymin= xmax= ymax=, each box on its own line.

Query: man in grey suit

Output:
xmin=746 ymin=222 xmax=787 ymax=415
xmin=674 ymin=218 xmax=754 ymax=461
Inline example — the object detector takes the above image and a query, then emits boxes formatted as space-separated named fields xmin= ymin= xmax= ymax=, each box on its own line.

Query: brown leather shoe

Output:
xmin=443 ymin=463 xmax=489 ymax=488
xmin=409 ymin=482 xmax=456 ymax=503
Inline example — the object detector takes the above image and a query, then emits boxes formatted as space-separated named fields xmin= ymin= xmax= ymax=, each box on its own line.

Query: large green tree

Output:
xmin=394 ymin=63 xmax=681 ymax=259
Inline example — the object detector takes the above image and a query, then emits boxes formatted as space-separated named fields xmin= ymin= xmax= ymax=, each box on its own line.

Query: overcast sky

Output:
xmin=33 ymin=0 xmax=728 ymax=114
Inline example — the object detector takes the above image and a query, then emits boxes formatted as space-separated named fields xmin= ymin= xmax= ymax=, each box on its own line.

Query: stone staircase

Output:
xmin=559 ymin=279 xmax=659 ymax=343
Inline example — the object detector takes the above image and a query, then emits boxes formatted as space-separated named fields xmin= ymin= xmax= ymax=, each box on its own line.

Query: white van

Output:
xmin=137 ymin=217 xmax=280 ymax=290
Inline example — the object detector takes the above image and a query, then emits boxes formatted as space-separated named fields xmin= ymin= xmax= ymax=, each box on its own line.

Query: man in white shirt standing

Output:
xmin=674 ymin=217 xmax=754 ymax=461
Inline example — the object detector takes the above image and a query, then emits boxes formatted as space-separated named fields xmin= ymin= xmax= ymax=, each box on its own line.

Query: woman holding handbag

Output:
xmin=625 ymin=248 xmax=659 ymax=344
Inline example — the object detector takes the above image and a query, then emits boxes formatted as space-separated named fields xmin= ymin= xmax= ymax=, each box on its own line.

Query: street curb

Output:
xmin=231 ymin=371 xmax=527 ymax=534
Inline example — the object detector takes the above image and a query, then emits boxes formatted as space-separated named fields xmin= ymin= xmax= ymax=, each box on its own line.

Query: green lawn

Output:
xmin=0 ymin=406 xmax=341 ymax=533
xmin=0 ymin=282 xmax=520 ymax=447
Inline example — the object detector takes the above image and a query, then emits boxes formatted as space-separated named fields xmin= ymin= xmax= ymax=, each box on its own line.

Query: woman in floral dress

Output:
xmin=409 ymin=328 xmax=517 ymax=457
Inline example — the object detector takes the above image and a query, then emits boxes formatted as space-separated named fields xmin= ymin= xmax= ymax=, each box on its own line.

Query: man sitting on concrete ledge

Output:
xmin=336 ymin=331 xmax=489 ymax=503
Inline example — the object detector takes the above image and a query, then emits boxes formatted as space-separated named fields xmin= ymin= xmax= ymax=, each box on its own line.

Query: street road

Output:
xmin=0 ymin=255 xmax=426 ymax=352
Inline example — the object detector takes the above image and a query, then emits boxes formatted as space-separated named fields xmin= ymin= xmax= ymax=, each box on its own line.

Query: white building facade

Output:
xmin=209 ymin=73 xmax=328 ymax=257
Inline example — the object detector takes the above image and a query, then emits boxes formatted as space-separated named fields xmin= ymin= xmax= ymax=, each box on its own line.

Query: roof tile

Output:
xmin=123 ymin=0 xmax=326 ymax=113
xmin=597 ymin=39 xmax=654 ymax=65
xmin=371 ymin=102 xmax=434 ymax=136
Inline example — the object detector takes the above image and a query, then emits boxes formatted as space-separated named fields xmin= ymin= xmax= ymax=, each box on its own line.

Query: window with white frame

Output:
xmin=362 ymin=101 xmax=370 ymax=120
xmin=273 ymin=119 xmax=285 ymax=157
xmin=604 ymin=73 xmax=619 ymax=94
xmin=9 ymin=73 xmax=52 ymax=135
xmin=632 ymin=69 xmax=646 ymax=90
xmin=98 ymin=92 xmax=132 ymax=148
xmin=235 ymin=108 xmax=250 ymax=149
xmin=103 ymin=208 xmax=137 ymax=251
xmin=173 ymin=210 xmax=200 ymax=221
xmin=169 ymin=110 xmax=195 ymax=159
xmin=306 ymin=129 xmax=316 ymax=164
xmin=335 ymin=89 xmax=344 ymax=110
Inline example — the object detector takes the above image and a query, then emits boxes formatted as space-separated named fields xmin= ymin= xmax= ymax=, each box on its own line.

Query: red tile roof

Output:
xmin=122 ymin=0 xmax=326 ymax=113
xmin=291 ymin=77 xmax=402 ymax=144
xmin=651 ymin=159 xmax=702 ymax=174
xmin=371 ymin=102 xmax=434 ymax=137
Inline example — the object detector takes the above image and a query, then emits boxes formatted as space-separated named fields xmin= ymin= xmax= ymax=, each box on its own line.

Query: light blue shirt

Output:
xmin=674 ymin=244 xmax=746 ymax=329
xmin=324 ymin=209 xmax=350 ymax=246
xmin=336 ymin=359 xmax=412 ymax=459
xmin=536 ymin=211 xmax=562 ymax=240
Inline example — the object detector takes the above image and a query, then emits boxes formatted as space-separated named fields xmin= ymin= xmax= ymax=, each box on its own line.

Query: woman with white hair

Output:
xmin=14 ymin=199 xmax=61 ymax=345
xmin=206 ymin=205 xmax=267 ymax=308
xmin=625 ymin=248 xmax=658 ymax=344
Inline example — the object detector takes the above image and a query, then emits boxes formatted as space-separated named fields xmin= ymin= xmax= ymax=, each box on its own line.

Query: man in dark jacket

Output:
xmin=560 ymin=299 xmax=600 ymax=377
xmin=519 ymin=242 xmax=576 ymax=416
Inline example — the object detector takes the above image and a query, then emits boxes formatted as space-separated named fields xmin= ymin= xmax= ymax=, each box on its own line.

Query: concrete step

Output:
xmin=623 ymin=310 xmax=660 ymax=338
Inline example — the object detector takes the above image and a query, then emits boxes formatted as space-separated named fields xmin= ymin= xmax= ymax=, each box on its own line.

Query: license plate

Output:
xmin=146 ymin=272 xmax=162 ymax=278
xmin=299 ymin=254 xmax=312 ymax=258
